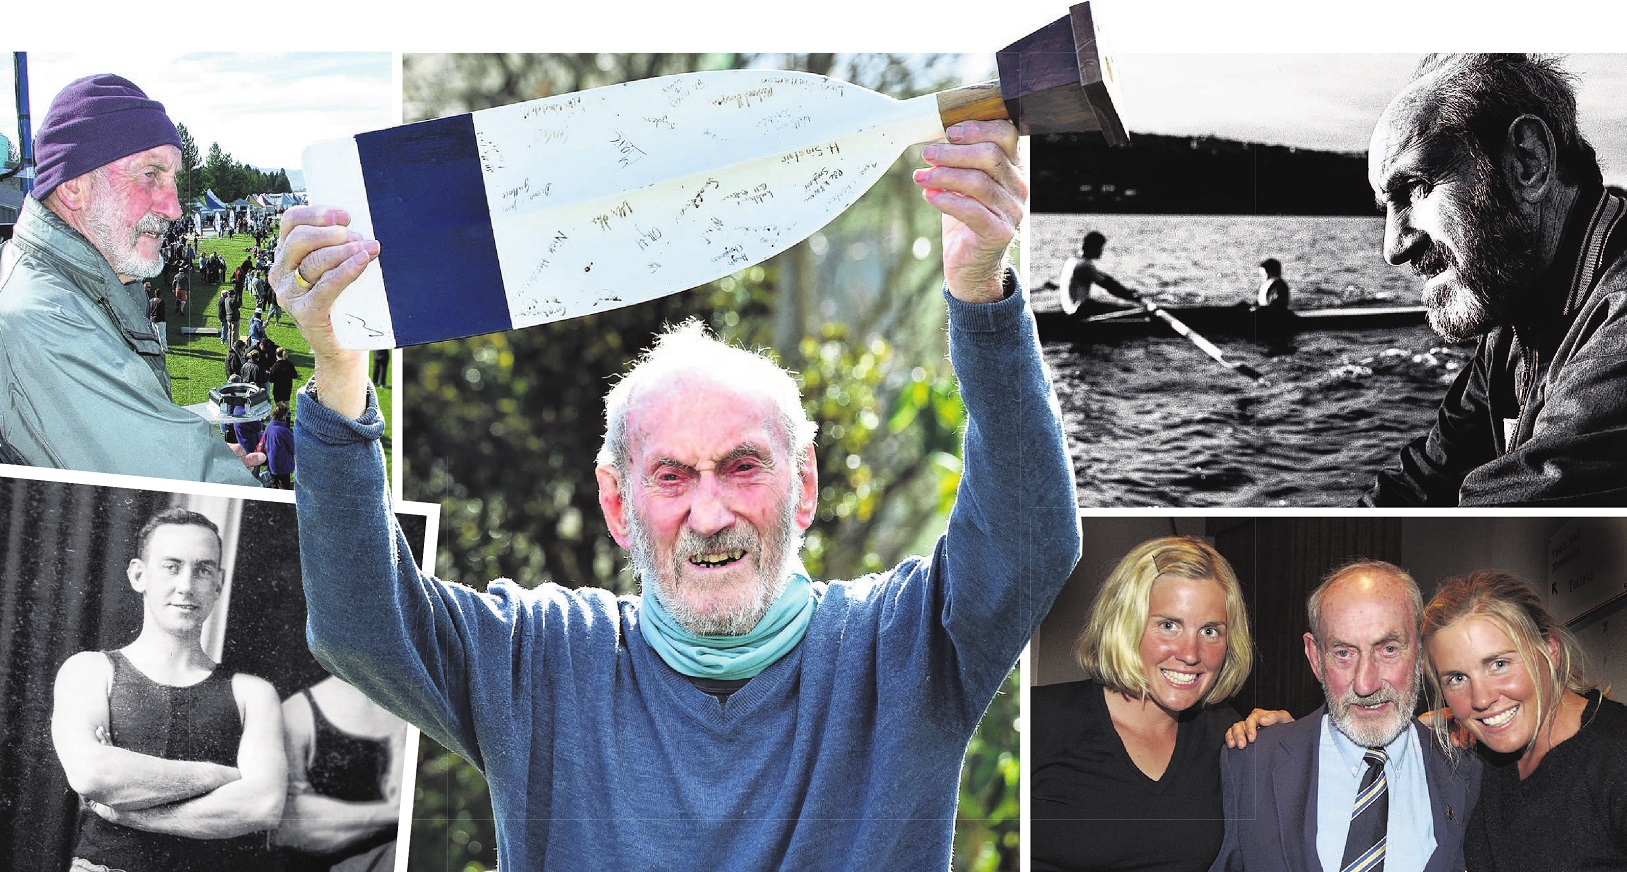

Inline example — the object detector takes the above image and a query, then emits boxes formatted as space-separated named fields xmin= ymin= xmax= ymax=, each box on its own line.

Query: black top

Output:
xmin=1030 ymin=678 xmax=1237 ymax=872
xmin=305 ymin=688 xmax=391 ymax=802
xmin=1464 ymin=691 xmax=1627 ymax=871
xmin=74 ymin=651 xmax=270 ymax=872
xmin=281 ymin=688 xmax=398 ymax=872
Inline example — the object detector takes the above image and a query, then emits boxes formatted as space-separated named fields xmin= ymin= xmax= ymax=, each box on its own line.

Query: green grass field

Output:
xmin=162 ymin=232 xmax=394 ymax=478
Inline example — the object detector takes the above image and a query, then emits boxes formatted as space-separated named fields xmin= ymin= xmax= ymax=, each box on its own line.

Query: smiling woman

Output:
xmin=1420 ymin=570 xmax=1627 ymax=871
xmin=1029 ymin=536 xmax=1255 ymax=872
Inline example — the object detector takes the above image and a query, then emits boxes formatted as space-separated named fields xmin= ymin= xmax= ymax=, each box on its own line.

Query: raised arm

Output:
xmin=51 ymin=651 xmax=240 ymax=810
xmin=88 ymin=673 xmax=287 ymax=838
xmin=274 ymin=204 xmax=508 ymax=769
xmin=269 ymin=205 xmax=377 ymax=421
xmin=908 ymin=121 xmax=1082 ymax=708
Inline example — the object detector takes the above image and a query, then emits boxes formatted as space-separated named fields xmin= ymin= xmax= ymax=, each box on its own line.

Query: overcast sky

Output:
xmin=1111 ymin=53 xmax=1627 ymax=187
xmin=14 ymin=53 xmax=394 ymax=174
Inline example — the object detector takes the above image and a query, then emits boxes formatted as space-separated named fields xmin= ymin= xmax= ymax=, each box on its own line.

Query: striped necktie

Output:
xmin=1340 ymin=747 xmax=1388 ymax=872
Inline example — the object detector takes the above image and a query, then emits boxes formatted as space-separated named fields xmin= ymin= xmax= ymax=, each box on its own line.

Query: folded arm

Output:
xmin=51 ymin=651 xmax=240 ymax=810
xmin=89 ymin=673 xmax=287 ymax=838
xmin=272 ymin=693 xmax=401 ymax=852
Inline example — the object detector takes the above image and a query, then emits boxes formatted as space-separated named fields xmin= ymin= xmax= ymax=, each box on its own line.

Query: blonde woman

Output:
xmin=1031 ymin=537 xmax=1254 ymax=871
xmin=1422 ymin=570 xmax=1627 ymax=870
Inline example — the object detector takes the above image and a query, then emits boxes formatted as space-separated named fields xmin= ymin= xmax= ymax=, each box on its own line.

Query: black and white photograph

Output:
xmin=1031 ymin=53 xmax=1627 ymax=507
xmin=0 ymin=468 xmax=439 ymax=871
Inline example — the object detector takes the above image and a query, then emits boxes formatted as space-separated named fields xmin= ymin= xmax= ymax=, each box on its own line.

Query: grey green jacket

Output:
xmin=0 ymin=197 xmax=257 ymax=485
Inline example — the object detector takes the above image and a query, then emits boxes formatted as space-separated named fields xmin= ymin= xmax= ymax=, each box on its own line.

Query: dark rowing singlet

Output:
xmin=304 ymin=688 xmax=390 ymax=802
xmin=71 ymin=650 xmax=271 ymax=871
xmin=279 ymin=688 xmax=397 ymax=872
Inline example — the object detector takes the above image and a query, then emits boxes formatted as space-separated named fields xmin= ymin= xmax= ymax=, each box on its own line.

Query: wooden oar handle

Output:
xmin=936 ymin=80 xmax=1012 ymax=128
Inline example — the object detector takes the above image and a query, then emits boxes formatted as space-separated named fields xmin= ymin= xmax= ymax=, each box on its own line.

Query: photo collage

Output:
xmin=2 ymin=6 xmax=1625 ymax=870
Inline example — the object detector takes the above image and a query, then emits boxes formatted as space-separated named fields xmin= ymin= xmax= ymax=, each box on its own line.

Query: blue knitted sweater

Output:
xmin=293 ymin=284 xmax=1080 ymax=870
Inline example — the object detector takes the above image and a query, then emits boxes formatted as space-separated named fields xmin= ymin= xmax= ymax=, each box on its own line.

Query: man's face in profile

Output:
xmin=1369 ymin=77 xmax=1543 ymax=342
xmin=80 ymin=145 xmax=183 ymax=282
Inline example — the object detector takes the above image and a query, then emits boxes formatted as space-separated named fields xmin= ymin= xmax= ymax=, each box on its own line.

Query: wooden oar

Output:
xmin=302 ymin=3 xmax=1125 ymax=348
xmin=1131 ymin=293 xmax=1267 ymax=383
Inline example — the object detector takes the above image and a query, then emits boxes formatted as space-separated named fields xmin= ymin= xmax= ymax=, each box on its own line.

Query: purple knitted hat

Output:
xmin=32 ymin=74 xmax=182 ymax=202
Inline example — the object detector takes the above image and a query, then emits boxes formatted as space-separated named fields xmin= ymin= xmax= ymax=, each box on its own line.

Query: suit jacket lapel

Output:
xmin=1272 ymin=706 xmax=1327 ymax=872
xmin=1417 ymin=720 xmax=1475 ymax=872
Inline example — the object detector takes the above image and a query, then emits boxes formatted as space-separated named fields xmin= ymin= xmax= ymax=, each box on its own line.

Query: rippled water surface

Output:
xmin=1032 ymin=214 xmax=1475 ymax=507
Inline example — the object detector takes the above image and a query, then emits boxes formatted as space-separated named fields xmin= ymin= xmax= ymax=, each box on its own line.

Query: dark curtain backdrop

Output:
xmin=1210 ymin=517 xmax=1405 ymax=718
xmin=0 ymin=477 xmax=169 ymax=871
xmin=223 ymin=504 xmax=429 ymax=699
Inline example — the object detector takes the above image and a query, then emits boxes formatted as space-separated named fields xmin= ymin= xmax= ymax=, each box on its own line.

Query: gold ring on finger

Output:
xmin=293 ymin=269 xmax=314 ymax=290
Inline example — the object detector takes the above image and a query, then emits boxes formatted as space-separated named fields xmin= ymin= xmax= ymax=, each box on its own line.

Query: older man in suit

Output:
xmin=1211 ymin=561 xmax=1482 ymax=872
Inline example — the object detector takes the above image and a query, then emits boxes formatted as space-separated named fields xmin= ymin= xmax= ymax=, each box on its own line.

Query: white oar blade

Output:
xmin=303 ymin=70 xmax=945 ymax=349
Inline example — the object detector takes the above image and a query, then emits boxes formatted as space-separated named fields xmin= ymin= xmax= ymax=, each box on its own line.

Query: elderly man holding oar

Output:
xmin=276 ymin=110 xmax=1079 ymax=870
xmin=1363 ymin=54 xmax=1627 ymax=506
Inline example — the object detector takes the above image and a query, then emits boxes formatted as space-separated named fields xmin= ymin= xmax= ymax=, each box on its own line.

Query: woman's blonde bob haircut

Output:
xmin=1420 ymin=570 xmax=1595 ymax=756
xmin=1073 ymin=536 xmax=1253 ymax=706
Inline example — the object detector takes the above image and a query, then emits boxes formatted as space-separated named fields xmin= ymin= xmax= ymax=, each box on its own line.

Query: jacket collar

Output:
xmin=1513 ymin=183 xmax=1625 ymax=337
xmin=12 ymin=196 xmax=162 ymax=346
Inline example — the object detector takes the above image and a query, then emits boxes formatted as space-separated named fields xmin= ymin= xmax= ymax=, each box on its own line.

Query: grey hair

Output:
xmin=1306 ymin=560 xmax=1423 ymax=643
xmin=1412 ymin=54 xmax=1601 ymax=188
xmin=597 ymin=319 xmax=817 ymax=477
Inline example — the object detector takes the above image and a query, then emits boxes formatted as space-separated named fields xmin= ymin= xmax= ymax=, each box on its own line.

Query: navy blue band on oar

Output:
xmin=355 ymin=113 xmax=511 ymax=346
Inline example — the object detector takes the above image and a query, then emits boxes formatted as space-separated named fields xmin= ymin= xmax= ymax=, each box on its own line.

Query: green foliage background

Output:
xmin=400 ymin=53 xmax=1022 ymax=872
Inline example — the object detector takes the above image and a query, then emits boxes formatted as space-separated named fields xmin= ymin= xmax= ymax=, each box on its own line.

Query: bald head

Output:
xmin=1308 ymin=561 xmax=1422 ymax=645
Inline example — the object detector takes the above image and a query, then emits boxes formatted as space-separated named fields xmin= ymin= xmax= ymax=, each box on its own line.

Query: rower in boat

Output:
xmin=1048 ymin=231 xmax=1141 ymax=317
xmin=1253 ymin=257 xmax=1290 ymax=312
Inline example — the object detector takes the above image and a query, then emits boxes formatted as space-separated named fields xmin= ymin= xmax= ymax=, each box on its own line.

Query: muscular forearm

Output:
xmin=98 ymin=777 xmax=285 ymax=839
xmin=273 ymin=794 xmax=398 ymax=852
xmin=69 ymin=745 xmax=239 ymax=810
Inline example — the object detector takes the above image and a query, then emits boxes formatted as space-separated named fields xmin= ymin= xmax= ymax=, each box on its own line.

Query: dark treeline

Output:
xmin=173 ymin=122 xmax=292 ymax=205
xmin=1033 ymin=131 xmax=1376 ymax=216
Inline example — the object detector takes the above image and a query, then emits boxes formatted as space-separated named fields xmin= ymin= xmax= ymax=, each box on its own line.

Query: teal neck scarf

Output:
xmin=639 ymin=569 xmax=815 ymax=680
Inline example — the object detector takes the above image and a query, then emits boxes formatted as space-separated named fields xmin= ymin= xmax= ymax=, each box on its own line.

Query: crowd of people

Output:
xmin=139 ymin=210 xmax=299 ymax=488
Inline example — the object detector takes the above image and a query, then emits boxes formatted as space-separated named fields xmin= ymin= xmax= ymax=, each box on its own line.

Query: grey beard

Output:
xmin=85 ymin=208 xmax=170 ymax=279
xmin=1325 ymin=675 xmax=1421 ymax=748
xmin=1416 ymin=157 xmax=1543 ymax=342
xmin=627 ymin=492 xmax=800 ymax=637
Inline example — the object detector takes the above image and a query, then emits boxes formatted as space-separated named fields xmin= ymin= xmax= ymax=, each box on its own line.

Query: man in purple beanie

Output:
xmin=0 ymin=74 xmax=261 ymax=484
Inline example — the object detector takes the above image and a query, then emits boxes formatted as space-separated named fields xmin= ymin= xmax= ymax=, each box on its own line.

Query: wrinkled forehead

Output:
xmin=1320 ymin=573 xmax=1420 ymax=643
xmin=103 ymin=144 xmax=182 ymax=179
xmin=1368 ymin=74 xmax=1456 ymax=187
xmin=625 ymin=368 xmax=784 ymax=459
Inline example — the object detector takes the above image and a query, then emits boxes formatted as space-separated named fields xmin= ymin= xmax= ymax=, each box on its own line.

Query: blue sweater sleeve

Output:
xmin=878 ymin=274 xmax=1082 ymax=724
xmin=294 ymin=384 xmax=517 ymax=770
